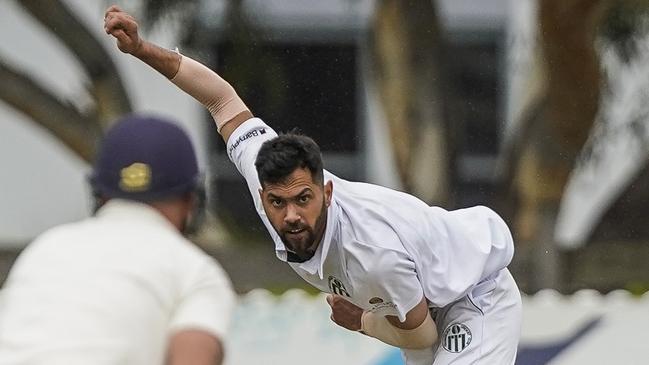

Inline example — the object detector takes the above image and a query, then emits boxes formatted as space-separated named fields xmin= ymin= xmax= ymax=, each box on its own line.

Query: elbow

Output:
xmin=361 ymin=311 xmax=438 ymax=350
xmin=397 ymin=312 xmax=438 ymax=349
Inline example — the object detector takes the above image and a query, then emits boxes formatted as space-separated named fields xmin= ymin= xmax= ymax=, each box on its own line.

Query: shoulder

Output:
xmin=332 ymin=177 xmax=431 ymax=229
xmin=21 ymin=219 xmax=90 ymax=253
xmin=158 ymin=240 xmax=232 ymax=299
xmin=333 ymin=186 xmax=427 ymax=251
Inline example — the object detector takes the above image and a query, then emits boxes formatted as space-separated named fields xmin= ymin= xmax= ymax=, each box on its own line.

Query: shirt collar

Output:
xmin=96 ymin=199 xmax=178 ymax=232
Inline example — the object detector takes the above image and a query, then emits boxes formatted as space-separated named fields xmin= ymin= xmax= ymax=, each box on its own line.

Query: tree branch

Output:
xmin=18 ymin=0 xmax=132 ymax=127
xmin=0 ymin=59 xmax=100 ymax=162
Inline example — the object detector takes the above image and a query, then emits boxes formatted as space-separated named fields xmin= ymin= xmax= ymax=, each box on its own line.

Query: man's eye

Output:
xmin=298 ymin=195 xmax=310 ymax=204
xmin=271 ymin=199 xmax=283 ymax=207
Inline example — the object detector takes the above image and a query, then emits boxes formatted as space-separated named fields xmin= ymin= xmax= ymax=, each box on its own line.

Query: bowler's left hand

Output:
xmin=326 ymin=294 xmax=364 ymax=331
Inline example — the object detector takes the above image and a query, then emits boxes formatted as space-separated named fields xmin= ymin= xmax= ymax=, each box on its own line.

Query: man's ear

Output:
xmin=258 ymin=188 xmax=264 ymax=200
xmin=324 ymin=180 xmax=333 ymax=207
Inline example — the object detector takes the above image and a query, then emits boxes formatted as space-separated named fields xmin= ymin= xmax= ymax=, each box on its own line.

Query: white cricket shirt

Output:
xmin=0 ymin=200 xmax=235 ymax=365
xmin=228 ymin=118 xmax=514 ymax=321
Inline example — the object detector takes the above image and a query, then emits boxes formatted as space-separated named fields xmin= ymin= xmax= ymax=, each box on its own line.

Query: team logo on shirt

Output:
xmin=443 ymin=323 xmax=472 ymax=353
xmin=228 ymin=127 xmax=267 ymax=157
xmin=327 ymin=276 xmax=350 ymax=297
xmin=368 ymin=298 xmax=397 ymax=313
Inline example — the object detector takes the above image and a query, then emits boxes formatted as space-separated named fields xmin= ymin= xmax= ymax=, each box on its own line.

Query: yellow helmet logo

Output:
xmin=119 ymin=163 xmax=151 ymax=192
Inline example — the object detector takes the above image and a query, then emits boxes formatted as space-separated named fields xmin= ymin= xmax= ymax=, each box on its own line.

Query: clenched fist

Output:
xmin=104 ymin=5 xmax=142 ymax=55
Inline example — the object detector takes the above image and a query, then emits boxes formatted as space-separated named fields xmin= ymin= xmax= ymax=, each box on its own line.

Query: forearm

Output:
xmin=132 ymin=40 xmax=182 ymax=79
xmin=105 ymin=5 xmax=251 ymax=139
xmin=130 ymin=40 xmax=251 ymax=140
xmin=169 ymin=54 xmax=250 ymax=136
xmin=361 ymin=310 xmax=438 ymax=349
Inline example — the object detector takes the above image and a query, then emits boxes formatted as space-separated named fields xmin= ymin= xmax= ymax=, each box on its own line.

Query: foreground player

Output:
xmin=0 ymin=115 xmax=234 ymax=365
xmin=105 ymin=6 xmax=521 ymax=364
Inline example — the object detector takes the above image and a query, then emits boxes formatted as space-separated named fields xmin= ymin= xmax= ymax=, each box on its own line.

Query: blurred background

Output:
xmin=2 ymin=0 xmax=649 ymax=363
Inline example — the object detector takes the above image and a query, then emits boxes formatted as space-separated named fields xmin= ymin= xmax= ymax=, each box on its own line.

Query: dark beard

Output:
xmin=281 ymin=202 xmax=328 ymax=262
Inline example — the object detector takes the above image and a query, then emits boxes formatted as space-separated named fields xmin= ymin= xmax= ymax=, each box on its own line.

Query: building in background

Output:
xmin=195 ymin=0 xmax=509 ymax=237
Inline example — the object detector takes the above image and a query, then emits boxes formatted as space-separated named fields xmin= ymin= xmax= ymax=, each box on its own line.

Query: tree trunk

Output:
xmin=370 ymin=0 xmax=450 ymax=205
xmin=505 ymin=0 xmax=608 ymax=290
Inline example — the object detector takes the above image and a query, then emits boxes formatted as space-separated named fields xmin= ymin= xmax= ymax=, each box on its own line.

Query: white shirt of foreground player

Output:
xmin=227 ymin=118 xmax=514 ymax=321
xmin=0 ymin=200 xmax=235 ymax=365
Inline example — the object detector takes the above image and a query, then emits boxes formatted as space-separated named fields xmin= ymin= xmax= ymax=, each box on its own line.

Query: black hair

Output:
xmin=255 ymin=133 xmax=324 ymax=187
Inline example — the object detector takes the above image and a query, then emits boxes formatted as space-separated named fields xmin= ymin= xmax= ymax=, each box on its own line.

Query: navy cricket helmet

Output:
xmin=90 ymin=114 xmax=199 ymax=202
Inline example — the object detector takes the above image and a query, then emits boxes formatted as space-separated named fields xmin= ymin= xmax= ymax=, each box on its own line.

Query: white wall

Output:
xmin=228 ymin=289 xmax=649 ymax=365
xmin=0 ymin=0 xmax=208 ymax=247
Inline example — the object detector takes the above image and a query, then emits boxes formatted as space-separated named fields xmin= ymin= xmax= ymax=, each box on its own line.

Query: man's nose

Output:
xmin=284 ymin=203 xmax=301 ymax=224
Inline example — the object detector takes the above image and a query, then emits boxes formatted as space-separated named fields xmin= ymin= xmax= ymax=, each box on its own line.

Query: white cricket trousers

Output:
xmin=401 ymin=268 xmax=522 ymax=365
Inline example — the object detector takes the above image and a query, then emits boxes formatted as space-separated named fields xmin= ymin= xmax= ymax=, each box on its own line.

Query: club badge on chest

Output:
xmin=327 ymin=275 xmax=351 ymax=297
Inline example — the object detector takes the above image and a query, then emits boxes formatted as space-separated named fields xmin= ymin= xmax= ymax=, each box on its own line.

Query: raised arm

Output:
xmin=103 ymin=5 xmax=252 ymax=142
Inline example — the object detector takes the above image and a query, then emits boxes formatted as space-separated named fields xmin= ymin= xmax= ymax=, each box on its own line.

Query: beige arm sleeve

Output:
xmin=170 ymin=55 xmax=249 ymax=132
xmin=360 ymin=310 xmax=438 ymax=349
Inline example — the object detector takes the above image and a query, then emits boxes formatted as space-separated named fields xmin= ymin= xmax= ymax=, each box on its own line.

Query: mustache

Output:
xmin=282 ymin=224 xmax=309 ymax=232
